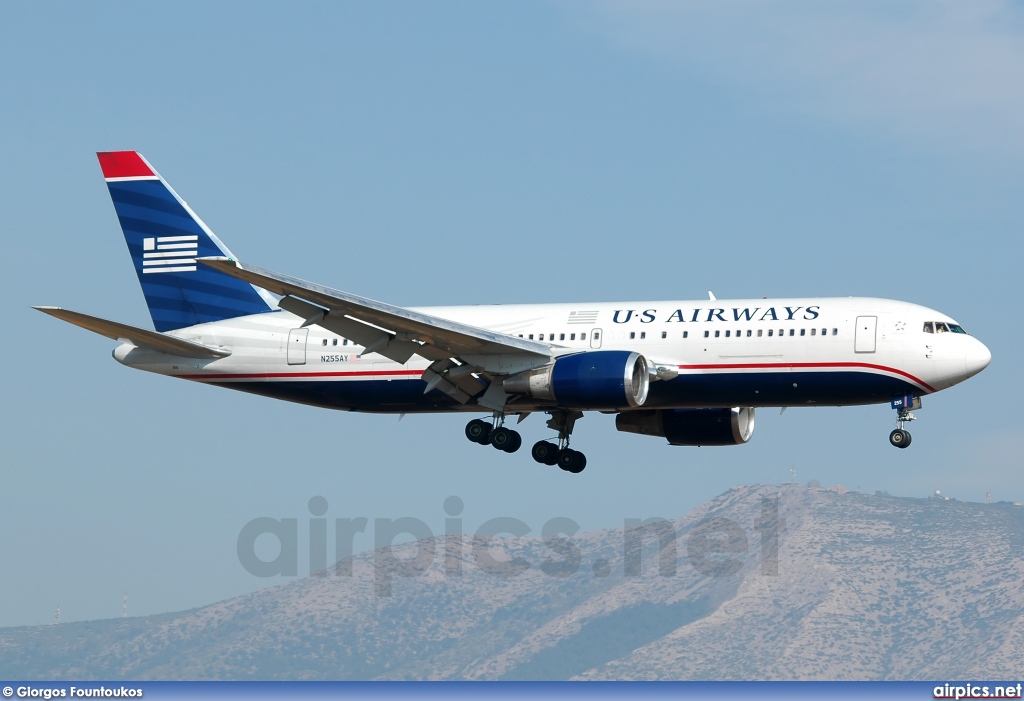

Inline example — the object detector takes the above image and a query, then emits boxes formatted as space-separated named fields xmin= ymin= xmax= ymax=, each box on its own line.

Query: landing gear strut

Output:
xmin=465 ymin=416 xmax=522 ymax=454
xmin=531 ymin=410 xmax=587 ymax=474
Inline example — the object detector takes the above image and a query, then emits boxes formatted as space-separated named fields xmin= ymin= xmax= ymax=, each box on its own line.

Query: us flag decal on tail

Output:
xmin=142 ymin=235 xmax=199 ymax=273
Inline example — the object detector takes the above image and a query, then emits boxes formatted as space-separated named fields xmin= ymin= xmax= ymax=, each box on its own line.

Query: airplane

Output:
xmin=35 ymin=151 xmax=992 ymax=473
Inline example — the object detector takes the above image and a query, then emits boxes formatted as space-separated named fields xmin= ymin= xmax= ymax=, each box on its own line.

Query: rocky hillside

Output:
xmin=1 ymin=484 xmax=1021 ymax=680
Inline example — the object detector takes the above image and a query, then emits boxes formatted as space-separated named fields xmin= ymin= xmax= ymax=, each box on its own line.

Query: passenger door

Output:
xmin=287 ymin=328 xmax=308 ymax=365
xmin=854 ymin=316 xmax=877 ymax=353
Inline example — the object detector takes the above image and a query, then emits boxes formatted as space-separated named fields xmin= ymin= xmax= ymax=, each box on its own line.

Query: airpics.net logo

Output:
xmin=237 ymin=495 xmax=784 ymax=596
xmin=141 ymin=235 xmax=198 ymax=274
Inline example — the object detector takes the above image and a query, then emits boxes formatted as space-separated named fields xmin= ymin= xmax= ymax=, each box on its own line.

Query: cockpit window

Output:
xmin=924 ymin=321 xmax=969 ymax=335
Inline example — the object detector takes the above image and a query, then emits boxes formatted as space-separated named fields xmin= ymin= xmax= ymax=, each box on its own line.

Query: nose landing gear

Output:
xmin=888 ymin=395 xmax=920 ymax=449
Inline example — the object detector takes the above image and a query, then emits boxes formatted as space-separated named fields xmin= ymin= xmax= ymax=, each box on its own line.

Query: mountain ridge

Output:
xmin=2 ymin=484 xmax=1021 ymax=680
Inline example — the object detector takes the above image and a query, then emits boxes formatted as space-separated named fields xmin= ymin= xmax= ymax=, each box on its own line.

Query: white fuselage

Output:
xmin=113 ymin=296 xmax=991 ymax=414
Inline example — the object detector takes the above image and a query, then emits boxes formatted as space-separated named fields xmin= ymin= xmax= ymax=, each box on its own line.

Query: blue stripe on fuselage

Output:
xmin=197 ymin=370 xmax=918 ymax=412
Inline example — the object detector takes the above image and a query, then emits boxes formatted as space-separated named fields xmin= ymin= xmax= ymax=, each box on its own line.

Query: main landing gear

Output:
xmin=465 ymin=417 xmax=522 ymax=454
xmin=464 ymin=410 xmax=588 ymax=473
xmin=531 ymin=410 xmax=587 ymax=474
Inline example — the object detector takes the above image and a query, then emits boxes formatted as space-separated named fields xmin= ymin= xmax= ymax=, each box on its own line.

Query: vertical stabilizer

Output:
xmin=97 ymin=151 xmax=274 ymax=332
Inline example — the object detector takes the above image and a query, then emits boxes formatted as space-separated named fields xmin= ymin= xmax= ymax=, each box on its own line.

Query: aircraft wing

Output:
xmin=198 ymin=257 xmax=553 ymax=369
xmin=33 ymin=307 xmax=232 ymax=359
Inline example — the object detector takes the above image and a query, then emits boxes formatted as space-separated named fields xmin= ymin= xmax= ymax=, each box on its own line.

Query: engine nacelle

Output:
xmin=615 ymin=407 xmax=756 ymax=446
xmin=503 ymin=350 xmax=649 ymax=410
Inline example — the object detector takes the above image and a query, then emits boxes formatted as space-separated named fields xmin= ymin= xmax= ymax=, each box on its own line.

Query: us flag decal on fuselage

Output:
xmin=142 ymin=235 xmax=198 ymax=274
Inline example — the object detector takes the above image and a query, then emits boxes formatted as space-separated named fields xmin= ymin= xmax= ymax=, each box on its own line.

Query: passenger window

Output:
xmin=661 ymin=331 xmax=667 ymax=339
xmin=757 ymin=330 xmax=762 ymax=337
xmin=832 ymin=328 xmax=838 ymax=336
xmin=640 ymin=331 xmax=646 ymax=340
xmin=768 ymin=330 xmax=773 ymax=337
xmin=683 ymin=331 xmax=689 ymax=339
xmin=539 ymin=334 xmax=544 ymax=341
xmin=560 ymin=333 xmax=565 ymax=341
xmin=704 ymin=331 xmax=710 ymax=338
xmin=923 ymin=322 xmax=934 ymax=333
xmin=343 ymin=339 xmax=348 ymax=346
xmin=322 ymin=338 xmax=328 ymax=346
xmin=332 ymin=338 xmax=338 ymax=346
xmin=789 ymin=329 xmax=795 ymax=337
xmin=821 ymin=328 xmax=826 ymax=336
xmin=800 ymin=329 xmax=806 ymax=336
xmin=725 ymin=330 xmax=731 ymax=338
xmin=715 ymin=330 xmax=720 ymax=338
xmin=810 ymin=328 xmax=816 ymax=336
xmin=582 ymin=332 xmax=588 ymax=340
xmin=746 ymin=330 xmax=752 ymax=337
xmin=529 ymin=334 xmax=534 ymax=340
xmin=570 ymin=333 xmax=576 ymax=341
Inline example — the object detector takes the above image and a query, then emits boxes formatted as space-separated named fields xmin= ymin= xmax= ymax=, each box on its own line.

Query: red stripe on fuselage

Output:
xmin=179 ymin=369 xmax=424 ymax=381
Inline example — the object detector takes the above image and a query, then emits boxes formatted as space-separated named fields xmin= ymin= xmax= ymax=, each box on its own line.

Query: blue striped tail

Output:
xmin=98 ymin=151 xmax=274 ymax=332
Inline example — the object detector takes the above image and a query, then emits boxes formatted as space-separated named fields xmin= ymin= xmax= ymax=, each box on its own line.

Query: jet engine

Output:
xmin=615 ymin=407 xmax=756 ymax=446
xmin=503 ymin=350 xmax=649 ymax=410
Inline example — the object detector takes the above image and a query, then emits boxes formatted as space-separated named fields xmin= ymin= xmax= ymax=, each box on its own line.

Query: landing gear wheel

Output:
xmin=465 ymin=419 xmax=492 ymax=445
xmin=557 ymin=449 xmax=587 ymax=474
xmin=889 ymin=429 xmax=911 ymax=449
xmin=491 ymin=427 xmax=522 ymax=453
xmin=532 ymin=440 xmax=560 ymax=465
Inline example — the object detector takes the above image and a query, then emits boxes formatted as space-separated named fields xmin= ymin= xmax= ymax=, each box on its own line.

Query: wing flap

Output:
xmin=33 ymin=307 xmax=231 ymax=359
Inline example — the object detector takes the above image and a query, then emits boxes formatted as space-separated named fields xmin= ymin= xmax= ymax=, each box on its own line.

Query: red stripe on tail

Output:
xmin=97 ymin=151 xmax=154 ymax=179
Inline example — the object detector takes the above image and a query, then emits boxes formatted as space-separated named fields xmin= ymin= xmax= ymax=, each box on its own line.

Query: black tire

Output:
xmin=558 ymin=449 xmax=583 ymax=473
xmin=889 ymin=428 xmax=911 ymax=448
xmin=531 ymin=440 xmax=556 ymax=464
xmin=465 ymin=419 xmax=491 ymax=444
xmin=573 ymin=452 xmax=587 ymax=473
xmin=505 ymin=430 xmax=523 ymax=454
xmin=491 ymin=427 xmax=513 ymax=451
xmin=544 ymin=444 xmax=560 ymax=465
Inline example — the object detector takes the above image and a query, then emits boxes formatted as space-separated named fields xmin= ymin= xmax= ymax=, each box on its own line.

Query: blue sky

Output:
xmin=1 ymin=1 xmax=1021 ymax=628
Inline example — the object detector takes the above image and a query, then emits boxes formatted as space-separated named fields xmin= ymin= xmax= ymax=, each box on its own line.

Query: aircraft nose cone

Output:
xmin=965 ymin=339 xmax=992 ymax=378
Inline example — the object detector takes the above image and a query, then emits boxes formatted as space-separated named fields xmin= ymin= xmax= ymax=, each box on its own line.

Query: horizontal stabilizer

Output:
xmin=33 ymin=307 xmax=231 ymax=359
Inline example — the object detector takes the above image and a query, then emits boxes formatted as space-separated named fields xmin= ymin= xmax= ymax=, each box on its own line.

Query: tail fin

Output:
xmin=97 ymin=151 xmax=275 ymax=332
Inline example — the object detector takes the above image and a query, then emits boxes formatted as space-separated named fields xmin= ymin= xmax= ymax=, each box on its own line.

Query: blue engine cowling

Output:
xmin=502 ymin=350 xmax=649 ymax=410
xmin=615 ymin=408 xmax=756 ymax=446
